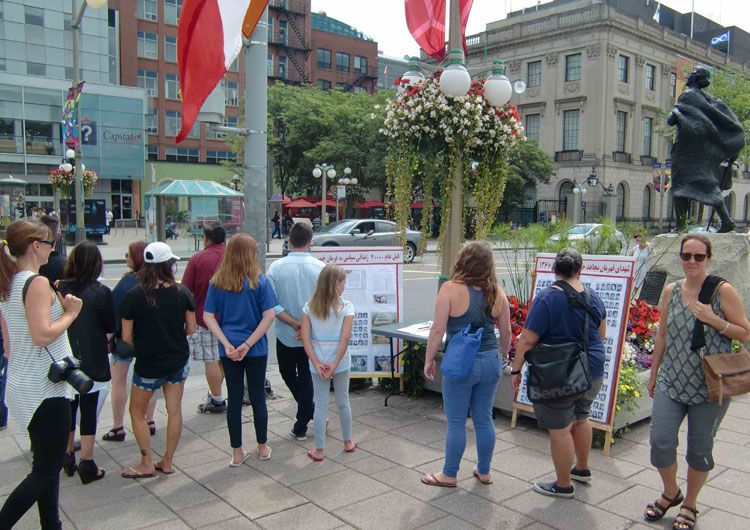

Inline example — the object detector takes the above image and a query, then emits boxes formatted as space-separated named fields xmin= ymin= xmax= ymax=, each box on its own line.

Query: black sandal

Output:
xmin=148 ymin=421 xmax=156 ymax=436
xmin=102 ymin=427 xmax=126 ymax=442
xmin=63 ymin=452 xmax=77 ymax=477
xmin=673 ymin=505 xmax=698 ymax=530
xmin=644 ymin=489 xmax=684 ymax=521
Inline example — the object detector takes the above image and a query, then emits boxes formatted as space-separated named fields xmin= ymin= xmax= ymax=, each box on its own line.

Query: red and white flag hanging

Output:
xmin=404 ymin=0 xmax=474 ymax=61
xmin=176 ymin=0 xmax=268 ymax=143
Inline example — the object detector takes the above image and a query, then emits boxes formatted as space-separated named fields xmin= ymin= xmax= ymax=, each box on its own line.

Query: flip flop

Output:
xmin=121 ymin=468 xmax=156 ymax=479
xmin=473 ymin=467 xmax=493 ymax=485
xmin=258 ymin=447 xmax=272 ymax=461
xmin=344 ymin=441 xmax=358 ymax=453
xmin=307 ymin=450 xmax=323 ymax=462
xmin=154 ymin=462 xmax=175 ymax=475
xmin=229 ymin=450 xmax=252 ymax=467
xmin=421 ymin=473 xmax=457 ymax=488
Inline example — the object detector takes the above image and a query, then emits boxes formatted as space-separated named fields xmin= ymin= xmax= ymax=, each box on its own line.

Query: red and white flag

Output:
xmin=176 ymin=0 xmax=268 ymax=143
xmin=404 ymin=0 xmax=474 ymax=61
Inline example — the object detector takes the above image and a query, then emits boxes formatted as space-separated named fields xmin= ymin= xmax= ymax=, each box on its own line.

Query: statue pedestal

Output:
xmin=650 ymin=233 xmax=750 ymax=315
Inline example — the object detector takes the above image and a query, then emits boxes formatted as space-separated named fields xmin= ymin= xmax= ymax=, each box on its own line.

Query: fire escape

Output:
xmin=281 ymin=3 xmax=311 ymax=84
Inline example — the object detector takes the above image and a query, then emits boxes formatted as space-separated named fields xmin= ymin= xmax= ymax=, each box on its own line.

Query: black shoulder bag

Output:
xmin=525 ymin=281 xmax=596 ymax=404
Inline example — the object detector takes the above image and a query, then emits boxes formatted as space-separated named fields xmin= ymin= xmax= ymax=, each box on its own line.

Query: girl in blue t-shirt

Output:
xmin=301 ymin=265 xmax=356 ymax=461
xmin=203 ymin=234 xmax=277 ymax=466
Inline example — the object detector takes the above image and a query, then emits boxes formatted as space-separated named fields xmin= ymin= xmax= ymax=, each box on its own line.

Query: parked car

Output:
xmin=549 ymin=223 xmax=627 ymax=254
xmin=687 ymin=225 xmax=719 ymax=233
xmin=282 ymin=218 xmax=422 ymax=262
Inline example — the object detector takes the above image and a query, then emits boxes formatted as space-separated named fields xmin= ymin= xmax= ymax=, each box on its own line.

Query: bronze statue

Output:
xmin=668 ymin=67 xmax=745 ymax=232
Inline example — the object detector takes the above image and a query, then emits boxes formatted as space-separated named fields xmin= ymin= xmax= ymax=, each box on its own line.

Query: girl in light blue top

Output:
xmin=301 ymin=264 xmax=356 ymax=461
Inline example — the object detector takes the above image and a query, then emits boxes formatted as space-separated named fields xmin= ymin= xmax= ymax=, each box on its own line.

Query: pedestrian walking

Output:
xmin=119 ymin=242 xmax=196 ymax=478
xmin=284 ymin=212 xmax=293 ymax=235
xmin=632 ymin=229 xmax=652 ymax=291
xmin=0 ymin=219 xmax=82 ymax=529
xmin=203 ymin=234 xmax=276 ymax=465
xmin=301 ymin=264 xmax=357 ymax=461
xmin=511 ymin=248 xmax=607 ymax=498
xmin=105 ymin=209 xmax=113 ymax=235
xmin=103 ymin=240 xmax=157 ymax=442
xmin=422 ymin=242 xmax=511 ymax=487
xmin=644 ymin=234 xmax=750 ymax=530
xmin=182 ymin=222 xmax=228 ymax=414
xmin=57 ymin=241 xmax=114 ymax=485
xmin=267 ymin=223 xmax=324 ymax=441
xmin=271 ymin=212 xmax=281 ymax=239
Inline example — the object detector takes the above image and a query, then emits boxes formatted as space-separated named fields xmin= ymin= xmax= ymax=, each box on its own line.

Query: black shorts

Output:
xmin=532 ymin=378 xmax=603 ymax=430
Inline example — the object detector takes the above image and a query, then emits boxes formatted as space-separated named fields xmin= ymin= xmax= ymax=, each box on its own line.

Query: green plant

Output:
xmin=400 ymin=341 xmax=426 ymax=397
xmin=616 ymin=360 xmax=643 ymax=418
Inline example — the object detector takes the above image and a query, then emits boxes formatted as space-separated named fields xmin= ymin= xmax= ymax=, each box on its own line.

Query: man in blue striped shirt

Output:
xmin=267 ymin=223 xmax=325 ymax=441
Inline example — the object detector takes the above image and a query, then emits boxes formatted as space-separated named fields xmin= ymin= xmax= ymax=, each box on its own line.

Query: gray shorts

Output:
xmin=649 ymin=389 xmax=729 ymax=472
xmin=189 ymin=326 xmax=220 ymax=363
xmin=532 ymin=378 xmax=604 ymax=430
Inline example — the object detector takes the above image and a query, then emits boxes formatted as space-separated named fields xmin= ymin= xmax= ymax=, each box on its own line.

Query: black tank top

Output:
xmin=445 ymin=285 xmax=498 ymax=352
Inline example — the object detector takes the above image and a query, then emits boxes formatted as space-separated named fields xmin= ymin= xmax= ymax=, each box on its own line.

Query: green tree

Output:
xmin=497 ymin=138 xmax=556 ymax=219
xmin=706 ymin=67 xmax=750 ymax=164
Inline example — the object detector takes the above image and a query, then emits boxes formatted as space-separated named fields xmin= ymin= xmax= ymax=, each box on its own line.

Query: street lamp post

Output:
xmin=338 ymin=167 xmax=356 ymax=220
xmin=571 ymin=180 xmax=587 ymax=224
xmin=586 ymin=163 xmax=617 ymax=222
xmin=312 ymin=163 xmax=336 ymax=227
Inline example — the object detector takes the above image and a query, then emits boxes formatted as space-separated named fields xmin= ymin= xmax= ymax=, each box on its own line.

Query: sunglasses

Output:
xmin=679 ymin=252 xmax=707 ymax=262
xmin=36 ymin=239 xmax=55 ymax=247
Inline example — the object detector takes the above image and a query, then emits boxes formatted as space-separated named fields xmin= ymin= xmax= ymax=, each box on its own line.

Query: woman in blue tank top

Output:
xmin=421 ymin=242 xmax=511 ymax=487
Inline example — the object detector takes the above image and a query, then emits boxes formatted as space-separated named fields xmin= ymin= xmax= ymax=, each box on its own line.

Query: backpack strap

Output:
xmin=22 ymin=274 xmax=40 ymax=304
xmin=552 ymin=280 xmax=595 ymax=353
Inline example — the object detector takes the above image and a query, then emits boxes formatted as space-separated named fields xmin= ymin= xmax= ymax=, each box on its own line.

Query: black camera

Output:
xmin=48 ymin=356 xmax=93 ymax=394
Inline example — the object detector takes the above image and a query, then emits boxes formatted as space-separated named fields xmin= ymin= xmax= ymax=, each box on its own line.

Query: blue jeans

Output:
xmin=0 ymin=355 xmax=7 ymax=429
xmin=442 ymin=349 xmax=501 ymax=478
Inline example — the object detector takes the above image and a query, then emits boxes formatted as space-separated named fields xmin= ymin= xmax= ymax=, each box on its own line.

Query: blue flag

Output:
xmin=711 ymin=30 xmax=730 ymax=46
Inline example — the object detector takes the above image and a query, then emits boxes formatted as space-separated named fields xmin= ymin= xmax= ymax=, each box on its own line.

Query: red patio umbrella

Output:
xmin=312 ymin=198 xmax=337 ymax=207
xmin=285 ymin=198 xmax=316 ymax=208
xmin=354 ymin=200 xmax=386 ymax=208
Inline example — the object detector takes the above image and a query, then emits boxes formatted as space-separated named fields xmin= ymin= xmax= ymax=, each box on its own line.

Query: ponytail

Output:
xmin=0 ymin=220 xmax=53 ymax=301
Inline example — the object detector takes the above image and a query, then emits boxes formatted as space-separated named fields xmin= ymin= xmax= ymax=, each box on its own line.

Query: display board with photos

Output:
xmin=310 ymin=247 xmax=404 ymax=378
xmin=514 ymin=253 xmax=635 ymax=428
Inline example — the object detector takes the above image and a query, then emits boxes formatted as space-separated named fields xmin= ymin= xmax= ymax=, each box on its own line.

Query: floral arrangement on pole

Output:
xmin=378 ymin=74 xmax=524 ymax=247
xmin=49 ymin=168 xmax=98 ymax=198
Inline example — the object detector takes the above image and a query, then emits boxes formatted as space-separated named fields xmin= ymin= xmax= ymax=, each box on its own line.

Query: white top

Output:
xmin=0 ymin=271 xmax=74 ymax=432
xmin=302 ymin=298 xmax=354 ymax=374
xmin=631 ymin=244 xmax=652 ymax=288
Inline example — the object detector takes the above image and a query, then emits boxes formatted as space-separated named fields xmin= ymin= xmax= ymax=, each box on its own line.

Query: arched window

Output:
xmin=744 ymin=193 xmax=750 ymax=222
xmin=523 ymin=181 xmax=537 ymax=207
xmin=725 ymin=192 xmax=736 ymax=218
xmin=642 ymin=185 xmax=652 ymax=220
xmin=616 ymin=183 xmax=626 ymax=220
xmin=558 ymin=181 xmax=574 ymax=202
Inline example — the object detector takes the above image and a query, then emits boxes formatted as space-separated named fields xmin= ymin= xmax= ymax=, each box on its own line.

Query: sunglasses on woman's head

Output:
xmin=679 ymin=252 xmax=707 ymax=262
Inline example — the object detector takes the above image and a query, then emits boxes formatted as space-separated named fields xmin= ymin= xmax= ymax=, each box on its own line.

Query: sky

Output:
xmin=310 ymin=0 xmax=750 ymax=59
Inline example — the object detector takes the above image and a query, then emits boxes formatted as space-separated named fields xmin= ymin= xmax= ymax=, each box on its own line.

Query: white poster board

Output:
xmin=310 ymin=247 xmax=404 ymax=378
xmin=514 ymin=253 xmax=635 ymax=427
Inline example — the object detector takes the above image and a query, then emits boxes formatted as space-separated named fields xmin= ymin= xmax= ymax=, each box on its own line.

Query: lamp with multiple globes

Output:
xmin=312 ymin=163 xmax=336 ymax=227
xmin=587 ymin=163 xmax=614 ymax=193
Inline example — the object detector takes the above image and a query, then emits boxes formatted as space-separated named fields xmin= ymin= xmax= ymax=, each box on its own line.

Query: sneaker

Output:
xmin=290 ymin=428 xmax=307 ymax=441
xmin=197 ymin=394 xmax=227 ymax=414
xmin=265 ymin=379 xmax=277 ymax=400
xmin=533 ymin=481 xmax=575 ymax=498
xmin=570 ymin=467 xmax=592 ymax=483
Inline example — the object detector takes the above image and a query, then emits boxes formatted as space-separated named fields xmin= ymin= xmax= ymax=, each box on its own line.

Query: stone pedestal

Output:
xmin=602 ymin=193 xmax=617 ymax=223
xmin=649 ymin=232 xmax=750 ymax=315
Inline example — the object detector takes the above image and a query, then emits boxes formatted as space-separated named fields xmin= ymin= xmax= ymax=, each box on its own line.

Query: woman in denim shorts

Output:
xmin=119 ymin=242 xmax=196 ymax=478
xmin=511 ymin=248 xmax=607 ymax=498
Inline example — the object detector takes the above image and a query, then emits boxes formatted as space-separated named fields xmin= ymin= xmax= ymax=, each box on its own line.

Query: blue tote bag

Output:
xmin=440 ymin=325 xmax=483 ymax=380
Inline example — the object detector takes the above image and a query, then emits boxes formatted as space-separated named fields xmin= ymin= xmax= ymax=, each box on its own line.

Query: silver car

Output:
xmin=283 ymin=219 xmax=422 ymax=262
xmin=549 ymin=223 xmax=627 ymax=255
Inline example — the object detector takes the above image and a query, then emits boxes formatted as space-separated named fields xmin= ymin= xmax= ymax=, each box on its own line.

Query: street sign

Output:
xmin=337 ymin=185 xmax=346 ymax=199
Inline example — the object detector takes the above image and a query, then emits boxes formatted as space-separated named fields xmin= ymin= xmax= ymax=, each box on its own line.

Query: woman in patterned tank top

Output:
xmin=645 ymin=234 xmax=750 ymax=530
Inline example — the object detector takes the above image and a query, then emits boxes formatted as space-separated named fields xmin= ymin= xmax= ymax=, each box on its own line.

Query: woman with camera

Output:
xmin=119 ymin=242 xmax=196 ymax=478
xmin=510 ymin=248 xmax=607 ymax=498
xmin=57 ymin=241 xmax=115 ymax=484
xmin=104 ymin=240 xmax=157 ymax=442
xmin=0 ymin=219 xmax=83 ymax=529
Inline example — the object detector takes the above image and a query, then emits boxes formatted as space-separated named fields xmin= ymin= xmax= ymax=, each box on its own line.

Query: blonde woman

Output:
xmin=301 ymin=265 xmax=356 ymax=461
xmin=203 ymin=234 xmax=276 ymax=466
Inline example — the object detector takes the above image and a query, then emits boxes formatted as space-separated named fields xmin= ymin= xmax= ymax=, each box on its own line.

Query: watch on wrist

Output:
xmin=510 ymin=369 xmax=521 ymax=375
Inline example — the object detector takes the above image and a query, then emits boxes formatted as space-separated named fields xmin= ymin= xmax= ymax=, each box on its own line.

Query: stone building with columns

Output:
xmin=463 ymin=0 xmax=750 ymax=227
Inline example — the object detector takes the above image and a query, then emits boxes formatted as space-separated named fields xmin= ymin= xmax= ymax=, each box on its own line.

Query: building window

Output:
xmin=137 ymin=32 xmax=158 ymax=59
xmin=25 ymin=6 xmax=44 ymax=26
xmin=145 ymin=107 xmax=158 ymax=134
xmin=147 ymin=145 xmax=158 ymax=161
xmin=279 ymin=20 xmax=287 ymax=45
xmin=618 ymin=55 xmax=629 ymax=83
xmin=225 ymin=81 xmax=238 ymax=106
xmin=670 ymin=72 xmax=676 ymax=97
xmin=317 ymin=49 xmax=331 ymax=69
xmin=278 ymin=56 xmax=287 ymax=79
xmin=527 ymin=60 xmax=541 ymax=87
xmin=336 ymin=52 xmax=350 ymax=73
xmin=642 ymin=117 xmax=653 ymax=157
xmin=268 ymin=17 xmax=274 ymax=43
xmin=188 ymin=120 xmax=199 ymax=138
xmin=354 ymin=56 xmax=368 ymax=75
xmin=525 ymin=113 xmax=541 ymax=142
xmin=137 ymin=0 xmax=158 ymax=21
xmin=564 ymin=53 xmax=581 ymax=82
xmin=165 ymin=110 xmax=181 ymax=136
xmin=562 ymin=110 xmax=579 ymax=150
xmin=267 ymin=53 xmax=273 ymax=76
xmin=615 ymin=111 xmax=627 ymax=152
xmin=165 ymin=36 xmax=177 ymax=62
xmin=138 ymin=70 xmax=158 ymax=97
xmin=354 ymin=86 xmax=367 ymax=93
xmin=165 ymin=0 xmax=182 ymax=25
xmin=317 ymin=79 xmax=331 ymax=90
xmin=165 ymin=147 xmax=199 ymax=162
xmin=616 ymin=183 xmax=626 ymax=219
xmin=642 ymin=186 xmax=652 ymax=219
xmin=27 ymin=63 xmax=46 ymax=76
xmin=645 ymin=64 xmax=655 ymax=91
xmin=206 ymin=150 xmax=237 ymax=164
xmin=165 ymin=73 xmax=179 ymax=99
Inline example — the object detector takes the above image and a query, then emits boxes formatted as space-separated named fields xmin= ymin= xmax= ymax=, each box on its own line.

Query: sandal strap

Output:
xmin=647 ymin=502 xmax=667 ymax=516
xmin=680 ymin=504 xmax=699 ymax=515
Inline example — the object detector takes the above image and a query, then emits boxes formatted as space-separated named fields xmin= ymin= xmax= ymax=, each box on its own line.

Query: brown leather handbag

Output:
xmin=702 ymin=352 xmax=750 ymax=406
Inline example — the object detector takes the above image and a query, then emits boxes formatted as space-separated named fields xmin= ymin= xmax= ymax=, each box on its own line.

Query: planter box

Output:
xmin=424 ymin=357 xmax=653 ymax=430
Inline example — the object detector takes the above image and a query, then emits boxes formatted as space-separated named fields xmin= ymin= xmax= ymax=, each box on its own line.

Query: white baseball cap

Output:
xmin=143 ymin=242 xmax=179 ymax=263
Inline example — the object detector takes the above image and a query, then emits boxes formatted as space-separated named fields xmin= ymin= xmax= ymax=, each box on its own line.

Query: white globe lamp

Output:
xmin=65 ymin=148 xmax=75 ymax=159
xmin=312 ymin=167 xmax=322 ymax=178
xmin=62 ymin=163 xmax=73 ymax=173
xmin=484 ymin=61 xmax=513 ymax=107
xmin=326 ymin=168 xmax=336 ymax=179
xmin=351 ymin=178 xmax=358 ymax=185
xmin=439 ymin=51 xmax=471 ymax=98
